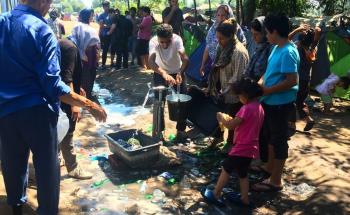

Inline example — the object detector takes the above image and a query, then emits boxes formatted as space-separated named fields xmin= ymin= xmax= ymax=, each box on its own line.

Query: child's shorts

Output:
xmin=222 ymin=156 xmax=252 ymax=178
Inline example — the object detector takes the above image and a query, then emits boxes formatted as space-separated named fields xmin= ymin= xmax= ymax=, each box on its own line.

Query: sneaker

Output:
xmin=174 ymin=131 xmax=188 ymax=143
xmin=68 ymin=167 xmax=93 ymax=180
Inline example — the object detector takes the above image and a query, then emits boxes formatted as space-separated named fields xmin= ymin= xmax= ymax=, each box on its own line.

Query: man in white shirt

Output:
xmin=149 ymin=24 xmax=189 ymax=142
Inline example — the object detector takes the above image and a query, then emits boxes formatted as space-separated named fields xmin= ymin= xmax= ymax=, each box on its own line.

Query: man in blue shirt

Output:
xmin=97 ymin=1 xmax=112 ymax=68
xmin=0 ymin=1 xmax=107 ymax=214
xmin=252 ymin=13 xmax=299 ymax=193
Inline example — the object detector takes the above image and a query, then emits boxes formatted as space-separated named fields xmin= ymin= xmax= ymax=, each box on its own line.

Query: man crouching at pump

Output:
xmin=148 ymin=24 xmax=189 ymax=142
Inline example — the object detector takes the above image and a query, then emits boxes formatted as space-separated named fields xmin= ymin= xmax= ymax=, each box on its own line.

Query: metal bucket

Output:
xmin=166 ymin=94 xmax=192 ymax=121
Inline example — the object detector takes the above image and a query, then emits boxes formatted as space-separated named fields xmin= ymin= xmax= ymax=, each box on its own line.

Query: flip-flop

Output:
xmin=225 ymin=192 xmax=254 ymax=208
xmin=303 ymin=120 xmax=315 ymax=131
xmin=200 ymin=188 xmax=226 ymax=207
xmin=251 ymin=181 xmax=283 ymax=192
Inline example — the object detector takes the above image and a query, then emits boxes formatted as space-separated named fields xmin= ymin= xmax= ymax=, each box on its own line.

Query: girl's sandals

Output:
xmin=225 ymin=192 xmax=254 ymax=208
xmin=251 ymin=180 xmax=283 ymax=192
xmin=201 ymin=188 xmax=225 ymax=207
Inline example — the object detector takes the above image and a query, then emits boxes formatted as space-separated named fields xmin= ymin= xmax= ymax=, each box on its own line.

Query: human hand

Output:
xmin=199 ymin=65 xmax=205 ymax=77
xmin=89 ymin=102 xmax=107 ymax=122
xmin=300 ymin=24 xmax=309 ymax=30
xmin=176 ymin=73 xmax=182 ymax=85
xmin=80 ymin=88 xmax=86 ymax=97
xmin=297 ymin=24 xmax=310 ymax=33
xmin=163 ymin=73 xmax=177 ymax=86
xmin=71 ymin=106 xmax=81 ymax=122
xmin=315 ymin=26 xmax=321 ymax=33
xmin=216 ymin=112 xmax=224 ymax=123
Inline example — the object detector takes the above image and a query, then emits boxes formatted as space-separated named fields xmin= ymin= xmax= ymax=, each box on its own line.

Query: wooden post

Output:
xmin=194 ymin=0 xmax=198 ymax=25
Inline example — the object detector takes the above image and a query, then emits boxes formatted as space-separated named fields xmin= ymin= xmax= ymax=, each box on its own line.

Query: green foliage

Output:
xmin=92 ymin=0 xmax=102 ymax=9
xmin=318 ymin=0 xmax=349 ymax=15
xmin=258 ymin=0 xmax=311 ymax=17
xmin=61 ymin=0 xmax=85 ymax=13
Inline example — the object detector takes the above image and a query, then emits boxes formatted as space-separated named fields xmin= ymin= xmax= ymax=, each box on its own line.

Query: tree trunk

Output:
xmin=243 ymin=0 xmax=256 ymax=26
xmin=341 ymin=0 xmax=348 ymax=12
xmin=239 ymin=0 xmax=244 ymax=25
xmin=235 ymin=0 xmax=240 ymax=24
xmin=260 ymin=0 xmax=268 ymax=15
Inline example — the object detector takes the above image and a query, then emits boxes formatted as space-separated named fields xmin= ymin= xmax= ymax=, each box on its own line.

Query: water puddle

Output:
xmin=92 ymin=84 xmax=150 ymax=128
xmin=283 ymin=182 xmax=316 ymax=200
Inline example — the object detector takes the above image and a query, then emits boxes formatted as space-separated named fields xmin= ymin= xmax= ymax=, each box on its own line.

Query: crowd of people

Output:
xmin=96 ymin=0 xmax=199 ymax=71
xmin=1 ymin=0 xmax=350 ymax=214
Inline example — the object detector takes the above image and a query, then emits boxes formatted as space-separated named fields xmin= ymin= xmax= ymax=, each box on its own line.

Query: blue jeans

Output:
xmin=0 ymin=105 xmax=60 ymax=215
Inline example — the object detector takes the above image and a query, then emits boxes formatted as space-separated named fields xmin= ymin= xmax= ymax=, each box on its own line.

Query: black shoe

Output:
xmin=12 ymin=205 xmax=23 ymax=215
xmin=304 ymin=120 xmax=315 ymax=131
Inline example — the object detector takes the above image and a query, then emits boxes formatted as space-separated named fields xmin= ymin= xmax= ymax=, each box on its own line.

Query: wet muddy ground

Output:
xmin=1 ymin=65 xmax=350 ymax=215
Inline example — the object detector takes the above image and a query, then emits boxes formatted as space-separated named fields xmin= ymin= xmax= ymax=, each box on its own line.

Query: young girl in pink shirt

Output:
xmin=202 ymin=78 xmax=265 ymax=207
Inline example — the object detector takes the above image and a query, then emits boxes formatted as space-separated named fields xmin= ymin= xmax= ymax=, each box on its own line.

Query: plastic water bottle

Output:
xmin=152 ymin=189 xmax=165 ymax=203
xmin=139 ymin=181 xmax=148 ymax=194
xmin=57 ymin=109 xmax=69 ymax=143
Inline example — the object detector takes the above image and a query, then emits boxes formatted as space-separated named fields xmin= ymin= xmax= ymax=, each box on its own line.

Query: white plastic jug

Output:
xmin=57 ymin=109 xmax=69 ymax=143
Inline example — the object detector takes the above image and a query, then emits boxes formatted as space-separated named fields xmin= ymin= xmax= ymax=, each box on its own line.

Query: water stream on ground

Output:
xmin=92 ymin=83 xmax=150 ymax=128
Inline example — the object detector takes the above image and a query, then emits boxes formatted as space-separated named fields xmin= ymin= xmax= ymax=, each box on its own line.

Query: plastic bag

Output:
xmin=57 ymin=109 xmax=69 ymax=143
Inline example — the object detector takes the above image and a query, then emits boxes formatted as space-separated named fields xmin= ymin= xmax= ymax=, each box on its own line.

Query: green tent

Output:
xmin=326 ymin=32 xmax=350 ymax=99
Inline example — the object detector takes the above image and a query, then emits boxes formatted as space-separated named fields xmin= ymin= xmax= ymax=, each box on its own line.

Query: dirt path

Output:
xmin=0 ymin=66 xmax=349 ymax=214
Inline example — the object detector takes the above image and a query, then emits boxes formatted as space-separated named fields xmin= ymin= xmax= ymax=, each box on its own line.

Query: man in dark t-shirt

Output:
xmin=162 ymin=0 xmax=184 ymax=36
xmin=108 ymin=13 xmax=133 ymax=69
xmin=59 ymin=39 xmax=93 ymax=180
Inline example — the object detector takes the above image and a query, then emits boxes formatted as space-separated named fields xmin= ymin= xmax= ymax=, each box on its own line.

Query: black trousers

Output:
xmin=111 ymin=40 xmax=129 ymax=69
xmin=260 ymin=102 xmax=294 ymax=161
xmin=60 ymin=104 xmax=77 ymax=172
xmin=81 ymin=66 xmax=97 ymax=100
xmin=100 ymin=35 xmax=111 ymax=66
xmin=153 ymin=72 xmax=187 ymax=132
xmin=0 ymin=105 xmax=59 ymax=214
xmin=296 ymin=80 xmax=310 ymax=119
